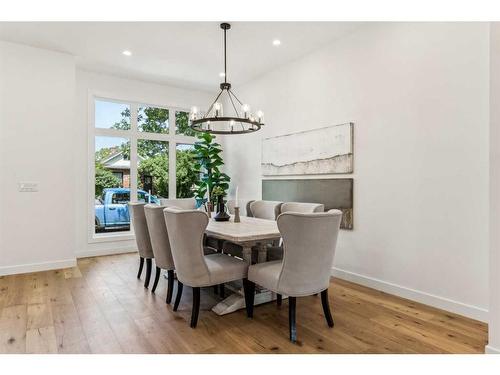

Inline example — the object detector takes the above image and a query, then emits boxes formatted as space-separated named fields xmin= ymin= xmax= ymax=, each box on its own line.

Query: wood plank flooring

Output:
xmin=0 ymin=253 xmax=488 ymax=354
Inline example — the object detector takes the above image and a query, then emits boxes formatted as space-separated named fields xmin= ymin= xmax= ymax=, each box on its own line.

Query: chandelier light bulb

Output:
xmin=214 ymin=102 xmax=222 ymax=117
xmin=257 ymin=110 xmax=264 ymax=123
xmin=242 ymin=104 xmax=250 ymax=118
xmin=190 ymin=106 xmax=198 ymax=120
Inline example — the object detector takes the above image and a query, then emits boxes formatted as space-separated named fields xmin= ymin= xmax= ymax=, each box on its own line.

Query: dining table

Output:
xmin=205 ymin=215 xmax=282 ymax=315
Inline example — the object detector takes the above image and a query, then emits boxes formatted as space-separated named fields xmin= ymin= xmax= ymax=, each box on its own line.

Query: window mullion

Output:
xmin=130 ymin=103 xmax=138 ymax=203
xmin=168 ymin=108 xmax=177 ymax=198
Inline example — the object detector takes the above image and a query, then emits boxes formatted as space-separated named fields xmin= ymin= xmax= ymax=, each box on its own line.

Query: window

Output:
xmin=90 ymin=97 xmax=199 ymax=240
xmin=95 ymin=100 xmax=130 ymax=130
xmin=112 ymin=192 xmax=130 ymax=204
xmin=112 ymin=171 xmax=123 ymax=183
xmin=138 ymin=106 xmax=169 ymax=134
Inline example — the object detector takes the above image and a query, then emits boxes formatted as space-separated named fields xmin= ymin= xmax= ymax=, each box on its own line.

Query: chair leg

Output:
xmin=151 ymin=267 xmax=161 ymax=293
xmin=289 ymin=297 xmax=297 ymax=343
xmin=243 ymin=279 xmax=255 ymax=318
xmin=137 ymin=257 xmax=144 ymax=279
xmin=277 ymin=293 xmax=282 ymax=306
xmin=173 ymin=281 xmax=183 ymax=311
xmin=219 ymin=283 xmax=225 ymax=298
xmin=190 ymin=287 xmax=201 ymax=328
xmin=321 ymin=289 xmax=334 ymax=327
xmin=166 ymin=270 xmax=174 ymax=304
xmin=144 ymin=258 xmax=152 ymax=288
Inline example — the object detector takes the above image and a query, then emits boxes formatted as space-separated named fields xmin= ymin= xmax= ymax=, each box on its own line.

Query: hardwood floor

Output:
xmin=0 ymin=253 xmax=488 ymax=354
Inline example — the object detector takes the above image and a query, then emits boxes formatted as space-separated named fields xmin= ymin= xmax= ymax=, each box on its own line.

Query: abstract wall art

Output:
xmin=261 ymin=123 xmax=354 ymax=176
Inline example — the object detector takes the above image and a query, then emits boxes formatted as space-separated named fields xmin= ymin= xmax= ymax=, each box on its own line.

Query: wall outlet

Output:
xmin=18 ymin=182 xmax=39 ymax=192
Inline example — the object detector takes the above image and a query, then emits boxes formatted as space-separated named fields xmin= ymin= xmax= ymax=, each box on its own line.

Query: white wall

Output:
xmin=0 ymin=41 xmax=77 ymax=275
xmin=221 ymin=23 xmax=490 ymax=321
xmin=487 ymin=22 xmax=500 ymax=353
xmin=0 ymin=41 xmax=213 ymax=272
xmin=75 ymin=70 xmax=212 ymax=257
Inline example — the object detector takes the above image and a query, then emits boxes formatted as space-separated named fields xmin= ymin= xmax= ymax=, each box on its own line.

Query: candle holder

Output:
xmin=234 ymin=207 xmax=241 ymax=223
xmin=206 ymin=202 xmax=212 ymax=218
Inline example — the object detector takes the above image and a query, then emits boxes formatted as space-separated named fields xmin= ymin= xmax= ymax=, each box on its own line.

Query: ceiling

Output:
xmin=0 ymin=22 xmax=363 ymax=91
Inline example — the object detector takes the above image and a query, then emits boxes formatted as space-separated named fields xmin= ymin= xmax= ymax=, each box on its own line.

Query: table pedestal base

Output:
xmin=212 ymin=288 xmax=286 ymax=315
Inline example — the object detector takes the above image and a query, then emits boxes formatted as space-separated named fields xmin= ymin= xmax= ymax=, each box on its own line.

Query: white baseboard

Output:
xmin=332 ymin=267 xmax=488 ymax=323
xmin=485 ymin=345 xmax=500 ymax=354
xmin=0 ymin=258 xmax=77 ymax=276
xmin=76 ymin=247 xmax=137 ymax=258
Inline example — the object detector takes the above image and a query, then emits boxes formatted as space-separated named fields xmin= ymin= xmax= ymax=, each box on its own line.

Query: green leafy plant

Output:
xmin=95 ymin=165 xmax=122 ymax=198
xmin=193 ymin=132 xmax=230 ymax=205
xmin=211 ymin=186 xmax=225 ymax=199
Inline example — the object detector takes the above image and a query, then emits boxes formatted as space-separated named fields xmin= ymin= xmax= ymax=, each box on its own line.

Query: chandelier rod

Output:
xmin=227 ymin=90 xmax=239 ymax=116
xmin=227 ymin=90 xmax=245 ymax=129
xmin=229 ymin=90 xmax=246 ymax=130
xmin=203 ymin=89 xmax=224 ymax=119
xmin=229 ymin=89 xmax=244 ymax=106
xmin=223 ymin=24 xmax=228 ymax=84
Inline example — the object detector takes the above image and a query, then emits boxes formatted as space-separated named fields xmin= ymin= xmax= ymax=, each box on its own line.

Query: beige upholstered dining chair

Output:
xmin=160 ymin=198 xmax=219 ymax=253
xmin=280 ymin=202 xmax=325 ymax=214
xmin=244 ymin=210 xmax=343 ymax=342
xmin=129 ymin=202 xmax=154 ymax=288
xmin=267 ymin=202 xmax=325 ymax=262
xmin=163 ymin=207 xmax=250 ymax=328
xmin=159 ymin=198 xmax=197 ymax=209
xmin=249 ymin=200 xmax=283 ymax=220
xmin=144 ymin=204 xmax=176 ymax=304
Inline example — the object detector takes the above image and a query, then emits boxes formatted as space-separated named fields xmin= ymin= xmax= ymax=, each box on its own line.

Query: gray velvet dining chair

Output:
xmin=267 ymin=202 xmax=325 ymax=262
xmin=244 ymin=209 xmax=343 ymax=343
xmin=163 ymin=207 xmax=250 ymax=328
xmin=144 ymin=204 xmax=176 ymax=304
xmin=128 ymin=202 xmax=154 ymax=288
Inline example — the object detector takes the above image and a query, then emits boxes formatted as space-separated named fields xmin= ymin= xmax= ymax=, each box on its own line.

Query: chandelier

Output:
xmin=189 ymin=23 xmax=264 ymax=135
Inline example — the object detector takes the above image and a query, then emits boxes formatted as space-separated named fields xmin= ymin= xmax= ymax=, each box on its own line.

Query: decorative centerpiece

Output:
xmin=212 ymin=186 xmax=230 ymax=222
xmin=233 ymin=185 xmax=241 ymax=223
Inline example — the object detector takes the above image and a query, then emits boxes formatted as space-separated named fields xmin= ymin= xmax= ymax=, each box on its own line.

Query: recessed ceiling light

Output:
xmin=122 ymin=50 xmax=132 ymax=56
xmin=219 ymin=72 xmax=226 ymax=77
xmin=272 ymin=39 xmax=281 ymax=46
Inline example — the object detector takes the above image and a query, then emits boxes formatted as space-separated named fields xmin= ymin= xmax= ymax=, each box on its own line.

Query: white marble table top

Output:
xmin=205 ymin=216 xmax=280 ymax=243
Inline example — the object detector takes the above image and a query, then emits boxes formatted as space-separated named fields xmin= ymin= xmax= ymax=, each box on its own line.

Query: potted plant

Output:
xmin=211 ymin=186 xmax=230 ymax=221
xmin=193 ymin=132 xmax=231 ymax=212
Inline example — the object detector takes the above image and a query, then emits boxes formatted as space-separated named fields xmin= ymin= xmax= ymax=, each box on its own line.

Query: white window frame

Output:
xmin=87 ymin=90 xmax=197 ymax=243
